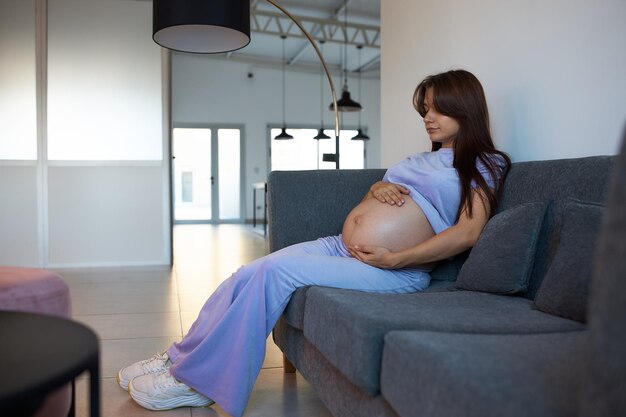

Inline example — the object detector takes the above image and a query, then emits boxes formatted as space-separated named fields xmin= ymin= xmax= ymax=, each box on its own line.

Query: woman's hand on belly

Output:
xmin=368 ymin=181 xmax=410 ymax=206
xmin=347 ymin=244 xmax=399 ymax=269
xmin=348 ymin=244 xmax=437 ymax=270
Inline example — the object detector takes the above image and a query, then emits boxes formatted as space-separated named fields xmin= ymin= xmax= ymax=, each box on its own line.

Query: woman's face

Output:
xmin=422 ymin=88 xmax=460 ymax=148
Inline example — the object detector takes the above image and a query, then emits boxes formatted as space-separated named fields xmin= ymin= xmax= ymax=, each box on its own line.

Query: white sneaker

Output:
xmin=117 ymin=352 xmax=172 ymax=391
xmin=129 ymin=370 xmax=214 ymax=410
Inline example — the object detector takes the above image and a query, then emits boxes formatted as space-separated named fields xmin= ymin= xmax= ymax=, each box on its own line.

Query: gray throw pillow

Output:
xmin=534 ymin=199 xmax=604 ymax=323
xmin=454 ymin=202 xmax=547 ymax=294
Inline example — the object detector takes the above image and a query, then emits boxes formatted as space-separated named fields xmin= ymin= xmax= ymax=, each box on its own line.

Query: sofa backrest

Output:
xmin=496 ymin=156 xmax=614 ymax=298
xmin=497 ymin=156 xmax=613 ymax=212
xmin=268 ymin=169 xmax=386 ymax=253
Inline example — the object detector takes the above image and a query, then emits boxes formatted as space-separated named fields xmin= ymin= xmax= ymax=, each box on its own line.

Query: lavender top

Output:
xmin=383 ymin=148 xmax=503 ymax=234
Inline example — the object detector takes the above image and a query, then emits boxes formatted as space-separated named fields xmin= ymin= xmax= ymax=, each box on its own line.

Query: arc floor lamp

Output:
xmin=153 ymin=0 xmax=343 ymax=168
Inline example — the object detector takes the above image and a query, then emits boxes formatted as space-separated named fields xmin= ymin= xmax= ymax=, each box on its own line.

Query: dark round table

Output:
xmin=0 ymin=311 xmax=100 ymax=417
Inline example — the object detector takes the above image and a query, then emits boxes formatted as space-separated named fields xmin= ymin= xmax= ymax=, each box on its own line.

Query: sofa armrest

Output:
xmin=268 ymin=169 xmax=386 ymax=252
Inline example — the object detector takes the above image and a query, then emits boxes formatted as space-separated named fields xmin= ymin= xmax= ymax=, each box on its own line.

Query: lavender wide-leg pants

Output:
xmin=166 ymin=235 xmax=430 ymax=417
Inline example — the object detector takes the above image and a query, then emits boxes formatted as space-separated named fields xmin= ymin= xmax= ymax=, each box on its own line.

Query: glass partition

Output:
xmin=0 ymin=0 xmax=37 ymax=160
xmin=47 ymin=0 xmax=162 ymax=160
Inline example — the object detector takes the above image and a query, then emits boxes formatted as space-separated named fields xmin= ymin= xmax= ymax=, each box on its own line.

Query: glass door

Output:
xmin=217 ymin=128 xmax=241 ymax=220
xmin=172 ymin=127 xmax=242 ymax=223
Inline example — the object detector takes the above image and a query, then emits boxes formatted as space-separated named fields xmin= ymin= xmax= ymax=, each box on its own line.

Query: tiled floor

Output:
xmin=58 ymin=224 xmax=332 ymax=417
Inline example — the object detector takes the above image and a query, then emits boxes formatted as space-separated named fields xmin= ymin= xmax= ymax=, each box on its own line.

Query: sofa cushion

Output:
xmin=534 ymin=199 xmax=604 ymax=322
xmin=302 ymin=287 xmax=584 ymax=394
xmin=282 ymin=286 xmax=310 ymax=329
xmin=454 ymin=202 xmax=546 ymax=294
xmin=428 ymin=250 xmax=469 ymax=282
xmin=283 ymin=281 xmax=454 ymax=330
xmin=496 ymin=156 xmax=613 ymax=299
xmin=381 ymin=330 xmax=587 ymax=417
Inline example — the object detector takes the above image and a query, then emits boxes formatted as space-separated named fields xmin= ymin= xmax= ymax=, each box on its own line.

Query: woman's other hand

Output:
xmin=368 ymin=181 xmax=410 ymax=206
xmin=348 ymin=244 xmax=401 ymax=269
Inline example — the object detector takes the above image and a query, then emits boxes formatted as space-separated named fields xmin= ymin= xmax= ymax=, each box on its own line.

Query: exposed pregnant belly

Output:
xmin=342 ymin=197 xmax=435 ymax=253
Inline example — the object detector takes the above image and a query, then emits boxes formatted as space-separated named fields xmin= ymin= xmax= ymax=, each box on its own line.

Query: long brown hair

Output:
xmin=413 ymin=69 xmax=511 ymax=220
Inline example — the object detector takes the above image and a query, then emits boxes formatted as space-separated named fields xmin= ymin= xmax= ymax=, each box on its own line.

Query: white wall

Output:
xmin=171 ymin=54 xmax=381 ymax=219
xmin=381 ymin=0 xmax=626 ymax=166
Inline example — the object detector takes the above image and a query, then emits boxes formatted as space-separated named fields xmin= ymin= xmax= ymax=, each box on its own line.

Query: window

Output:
xmin=181 ymin=171 xmax=193 ymax=202
xmin=270 ymin=128 xmax=364 ymax=171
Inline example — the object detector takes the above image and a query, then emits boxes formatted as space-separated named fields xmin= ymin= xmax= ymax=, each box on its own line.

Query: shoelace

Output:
xmin=152 ymin=370 xmax=183 ymax=391
xmin=140 ymin=353 xmax=169 ymax=374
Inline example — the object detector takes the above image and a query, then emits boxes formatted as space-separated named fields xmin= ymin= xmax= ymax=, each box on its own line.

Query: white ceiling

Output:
xmin=215 ymin=0 xmax=381 ymax=76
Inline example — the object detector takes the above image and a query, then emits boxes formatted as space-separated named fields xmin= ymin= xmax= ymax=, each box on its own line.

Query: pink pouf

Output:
xmin=0 ymin=266 xmax=73 ymax=417
xmin=0 ymin=266 xmax=71 ymax=317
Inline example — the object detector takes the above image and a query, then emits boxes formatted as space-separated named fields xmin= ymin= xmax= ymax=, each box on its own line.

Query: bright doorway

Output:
xmin=172 ymin=126 xmax=243 ymax=223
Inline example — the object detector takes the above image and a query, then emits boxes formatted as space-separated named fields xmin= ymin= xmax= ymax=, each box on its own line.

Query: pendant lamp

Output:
xmin=314 ymin=40 xmax=331 ymax=141
xmin=275 ymin=35 xmax=294 ymax=140
xmin=352 ymin=45 xmax=370 ymax=140
xmin=152 ymin=0 xmax=342 ymax=167
xmin=329 ymin=0 xmax=362 ymax=113
xmin=313 ymin=130 xmax=331 ymax=139
xmin=153 ymin=0 xmax=250 ymax=53
xmin=352 ymin=129 xmax=370 ymax=140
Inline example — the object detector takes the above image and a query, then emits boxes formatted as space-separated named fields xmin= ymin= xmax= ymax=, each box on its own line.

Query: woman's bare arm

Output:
xmin=348 ymin=189 xmax=490 ymax=269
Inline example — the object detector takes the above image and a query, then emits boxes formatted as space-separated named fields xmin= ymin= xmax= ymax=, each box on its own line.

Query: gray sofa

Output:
xmin=269 ymin=143 xmax=626 ymax=417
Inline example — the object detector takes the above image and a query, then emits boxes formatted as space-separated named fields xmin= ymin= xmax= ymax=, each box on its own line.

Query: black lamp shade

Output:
xmin=330 ymin=89 xmax=362 ymax=112
xmin=274 ymin=128 xmax=294 ymax=140
xmin=153 ymin=0 xmax=251 ymax=54
xmin=352 ymin=129 xmax=370 ymax=140
xmin=313 ymin=128 xmax=331 ymax=140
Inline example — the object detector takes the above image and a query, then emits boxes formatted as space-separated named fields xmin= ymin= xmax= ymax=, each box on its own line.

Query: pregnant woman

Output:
xmin=118 ymin=69 xmax=511 ymax=417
